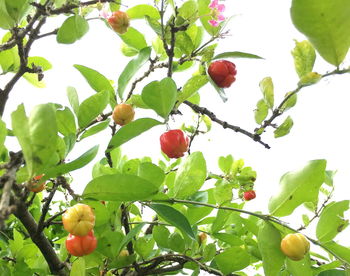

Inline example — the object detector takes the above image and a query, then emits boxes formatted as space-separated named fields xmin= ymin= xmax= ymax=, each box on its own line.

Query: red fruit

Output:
xmin=160 ymin=129 xmax=189 ymax=159
xmin=108 ymin=11 xmax=130 ymax=34
xmin=243 ymin=190 xmax=256 ymax=201
xmin=65 ymin=230 xmax=97 ymax=257
xmin=208 ymin=60 xmax=237 ymax=88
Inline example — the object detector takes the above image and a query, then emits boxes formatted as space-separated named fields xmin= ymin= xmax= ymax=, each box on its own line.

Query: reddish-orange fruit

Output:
xmin=28 ymin=174 xmax=46 ymax=193
xmin=160 ymin=129 xmax=189 ymax=159
xmin=208 ymin=60 xmax=237 ymax=88
xmin=108 ymin=11 xmax=130 ymax=34
xmin=62 ymin=204 xmax=95 ymax=236
xmin=66 ymin=230 xmax=97 ymax=257
xmin=243 ymin=190 xmax=256 ymax=201
xmin=112 ymin=103 xmax=135 ymax=126
xmin=198 ymin=232 xmax=207 ymax=244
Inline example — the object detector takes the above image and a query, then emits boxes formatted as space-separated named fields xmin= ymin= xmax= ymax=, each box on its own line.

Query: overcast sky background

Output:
xmin=1 ymin=0 xmax=350 ymax=248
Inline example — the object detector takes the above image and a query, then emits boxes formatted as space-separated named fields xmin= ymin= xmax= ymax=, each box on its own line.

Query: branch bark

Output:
xmin=14 ymin=202 xmax=67 ymax=275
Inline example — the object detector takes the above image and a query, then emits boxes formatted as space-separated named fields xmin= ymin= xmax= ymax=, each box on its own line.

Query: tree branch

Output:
xmin=14 ymin=201 xmax=67 ymax=275
xmin=257 ymin=67 xmax=350 ymax=136
xmin=184 ymin=100 xmax=271 ymax=149
xmin=0 ymin=151 xmax=23 ymax=228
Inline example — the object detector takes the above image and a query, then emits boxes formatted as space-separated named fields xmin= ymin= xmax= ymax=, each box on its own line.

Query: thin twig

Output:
xmin=184 ymin=100 xmax=271 ymax=149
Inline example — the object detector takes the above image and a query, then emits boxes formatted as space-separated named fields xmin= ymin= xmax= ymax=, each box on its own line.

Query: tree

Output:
xmin=0 ymin=0 xmax=350 ymax=275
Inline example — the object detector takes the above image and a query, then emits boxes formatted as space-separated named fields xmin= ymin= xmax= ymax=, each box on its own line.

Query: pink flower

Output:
xmin=208 ymin=0 xmax=225 ymax=27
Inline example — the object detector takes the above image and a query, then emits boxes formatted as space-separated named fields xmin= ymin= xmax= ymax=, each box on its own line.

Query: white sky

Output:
xmin=1 ymin=0 xmax=350 ymax=249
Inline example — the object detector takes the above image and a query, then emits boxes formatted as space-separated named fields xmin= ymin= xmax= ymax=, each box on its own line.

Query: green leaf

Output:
xmin=43 ymin=145 xmax=99 ymax=180
xmin=316 ymin=200 xmax=350 ymax=242
xmin=213 ymin=51 xmax=264 ymax=60
xmin=177 ymin=75 xmax=208 ymax=104
xmin=298 ymin=72 xmax=322 ymax=86
xmin=198 ymin=0 xmax=221 ymax=36
xmin=281 ymin=92 xmax=298 ymax=112
xmin=218 ymin=155 xmax=234 ymax=174
xmin=12 ymin=104 xmax=59 ymax=176
xmin=260 ymin=77 xmax=274 ymax=109
xmin=0 ymin=46 xmax=19 ymax=73
xmin=126 ymin=4 xmax=160 ymax=19
xmin=83 ymin=174 xmax=159 ymax=201
xmin=107 ymin=118 xmax=162 ymax=151
xmin=120 ymin=43 xmax=139 ymax=57
xmin=291 ymin=0 xmax=350 ymax=66
xmin=175 ymin=32 xmax=194 ymax=55
xmin=214 ymin=247 xmax=250 ymax=274
xmin=119 ymin=27 xmax=147 ymax=50
xmin=319 ymin=270 xmax=347 ymax=276
xmin=172 ymin=152 xmax=207 ymax=199
xmin=56 ymin=107 xmax=76 ymax=136
xmin=57 ymin=15 xmax=89 ymax=44
xmin=274 ymin=116 xmax=294 ymax=138
xmin=79 ymin=119 xmax=110 ymax=140
xmin=149 ymin=203 xmax=196 ymax=240
xmin=70 ymin=257 xmax=85 ymax=276
xmin=125 ymin=95 xmax=149 ymax=109
xmin=116 ymin=223 xmax=145 ymax=254
xmin=322 ymin=241 xmax=350 ymax=265
xmin=23 ymin=73 xmax=46 ymax=88
xmin=134 ymin=236 xmax=155 ymax=259
xmin=211 ymin=208 xmax=231 ymax=233
xmin=117 ymin=47 xmax=151 ymax=100
xmin=138 ymin=162 xmax=165 ymax=188
xmin=67 ymin=86 xmax=79 ymax=115
xmin=27 ymin=56 xmax=52 ymax=71
xmin=77 ymin=89 xmax=109 ymax=129
xmin=178 ymin=0 xmax=198 ymax=21
xmin=257 ymin=222 xmax=285 ymax=276
xmin=153 ymin=225 xmax=170 ymax=248
xmin=292 ymin=40 xmax=316 ymax=78
xmin=268 ymin=159 xmax=327 ymax=217
xmin=212 ymin=233 xmax=243 ymax=246
xmin=168 ymin=232 xmax=186 ymax=252
xmin=74 ymin=64 xmax=115 ymax=107
xmin=146 ymin=16 xmax=162 ymax=35
xmin=141 ymin=78 xmax=177 ymax=119
xmin=0 ymin=0 xmax=15 ymax=29
xmin=0 ymin=118 xmax=6 ymax=147
xmin=5 ymin=0 xmax=30 ymax=23
xmin=254 ymin=99 xmax=269 ymax=125
xmin=286 ymin=255 xmax=313 ymax=276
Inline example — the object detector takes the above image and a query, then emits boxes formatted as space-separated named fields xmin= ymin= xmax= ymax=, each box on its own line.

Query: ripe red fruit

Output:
xmin=243 ymin=190 xmax=256 ymax=201
xmin=208 ymin=60 xmax=237 ymax=88
xmin=112 ymin=103 xmax=135 ymax=126
xmin=107 ymin=11 xmax=130 ymax=34
xmin=65 ymin=230 xmax=97 ymax=257
xmin=160 ymin=129 xmax=189 ymax=159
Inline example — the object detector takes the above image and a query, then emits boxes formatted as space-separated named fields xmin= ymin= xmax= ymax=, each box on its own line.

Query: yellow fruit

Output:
xmin=62 ymin=204 xmax=95 ymax=236
xmin=112 ymin=103 xmax=135 ymax=126
xmin=119 ymin=249 xmax=129 ymax=257
xmin=280 ymin=233 xmax=310 ymax=261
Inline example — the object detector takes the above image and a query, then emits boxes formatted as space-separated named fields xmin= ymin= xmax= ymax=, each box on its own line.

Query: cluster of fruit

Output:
xmin=62 ymin=204 xmax=97 ymax=257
